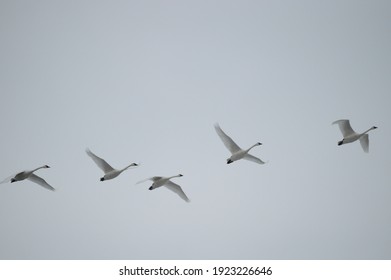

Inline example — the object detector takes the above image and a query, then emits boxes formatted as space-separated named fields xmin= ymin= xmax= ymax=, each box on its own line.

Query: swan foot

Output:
xmin=338 ymin=140 xmax=343 ymax=146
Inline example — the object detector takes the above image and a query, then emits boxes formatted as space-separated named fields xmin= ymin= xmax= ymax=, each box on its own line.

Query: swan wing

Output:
xmin=214 ymin=123 xmax=241 ymax=154
xmin=28 ymin=174 xmax=55 ymax=191
xmin=136 ymin=176 xmax=162 ymax=184
xmin=359 ymin=134 xmax=369 ymax=153
xmin=332 ymin=119 xmax=356 ymax=137
xmin=243 ymin=154 xmax=265 ymax=164
xmin=0 ymin=174 xmax=14 ymax=184
xmin=0 ymin=178 xmax=9 ymax=184
xmin=164 ymin=181 xmax=190 ymax=202
xmin=86 ymin=149 xmax=114 ymax=173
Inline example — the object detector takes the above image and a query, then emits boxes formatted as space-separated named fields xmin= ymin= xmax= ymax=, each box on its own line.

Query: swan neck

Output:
xmin=33 ymin=166 xmax=46 ymax=172
xmin=362 ymin=127 xmax=375 ymax=135
xmin=121 ymin=164 xmax=134 ymax=172
xmin=247 ymin=143 xmax=259 ymax=152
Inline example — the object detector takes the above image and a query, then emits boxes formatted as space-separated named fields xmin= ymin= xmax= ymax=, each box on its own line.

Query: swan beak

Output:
xmin=179 ymin=174 xmax=183 ymax=177
xmin=45 ymin=165 xmax=50 ymax=168
xmin=258 ymin=142 xmax=262 ymax=145
xmin=11 ymin=178 xmax=16 ymax=183
xmin=374 ymin=126 xmax=378 ymax=129
xmin=227 ymin=159 xmax=233 ymax=164
xmin=100 ymin=177 xmax=105 ymax=181
xmin=133 ymin=163 xmax=138 ymax=166
xmin=149 ymin=186 xmax=153 ymax=190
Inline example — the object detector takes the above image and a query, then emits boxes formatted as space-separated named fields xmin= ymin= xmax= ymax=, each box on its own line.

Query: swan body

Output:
xmin=86 ymin=148 xmax=138 ymax=181
xmin=0 ymin=165 xmax=55 ymax=191
xmin=332 ymin=119 xmax=377 ymax=152
xmin=137 ymin=174 xmax=190 ymax=202
xmin=214 ymin=123 xmax=265 ymax=164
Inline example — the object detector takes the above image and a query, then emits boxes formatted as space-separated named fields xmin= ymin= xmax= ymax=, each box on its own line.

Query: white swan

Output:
xmin=86 ymin=148 xmax=138 ymax=181
xmin=214 ymin=123 xmax=265 ymax=164
xmin=137 ymin=174 xmax=190 ymax=202
xmin=0 ymin=165 xmax=55 ymax=191
xmin=332 ymin=119 xmax=377 ymax=152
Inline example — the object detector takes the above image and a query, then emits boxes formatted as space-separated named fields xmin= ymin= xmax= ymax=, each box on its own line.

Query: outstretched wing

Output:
xmin=243 ymin=154 xmax=265 ymax=164
xmin=136 ymin=176 xmax=162 ymax=184
xmin=332 ymin=119 xmax=356 ymax=137
xmin=165 ymin=181 xmax=190 ymax=202
xmin=359 ymin=134 xmax=369 ymax=153
xmin=214 ymin=123 xmax=241 ymax=154
xmin=86 ymin=149 xmax=114 ymax=173
xmin=28 ymin=174 xmax=55 ymax=191
xmin=0 ymin=174 xmax=14 ymax=184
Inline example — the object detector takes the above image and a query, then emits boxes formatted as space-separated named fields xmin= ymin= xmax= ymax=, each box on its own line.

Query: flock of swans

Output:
xmin=0 ymin=119 xmax=378 ymax=202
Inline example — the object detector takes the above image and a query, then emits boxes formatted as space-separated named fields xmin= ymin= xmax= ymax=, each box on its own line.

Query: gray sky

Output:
xmin=0 ymin=0 xmax=390 ymax=259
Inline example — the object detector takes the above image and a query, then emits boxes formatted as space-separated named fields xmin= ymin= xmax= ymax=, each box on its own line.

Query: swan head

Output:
xmin=178 ymin=174 xmax=183 ymax=177
xmin=11 ymin=178 xmax=16 ymax=183
xmin=372 ymin=126 xmax=378 ymax=130
xmin=257 ymin=142 xmax=262 ymax=146
xmin=227 ymin=158 xmax=233 ymax=164
xmin=338 ymin=140 xmax=344 ymax=146
xmin=149 ymin=186 xmax=153 ymax=190
xmin=100 ymin=177 xmax=105 ymax=181
xmin=44 ymin=165 xmax=50 ymax=168
xmin=132 ymin=163 xmax=138 ymax=166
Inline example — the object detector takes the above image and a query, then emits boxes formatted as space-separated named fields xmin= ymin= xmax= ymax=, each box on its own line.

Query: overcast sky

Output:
xmin=0 ymin=0 xmax=390 ymax=260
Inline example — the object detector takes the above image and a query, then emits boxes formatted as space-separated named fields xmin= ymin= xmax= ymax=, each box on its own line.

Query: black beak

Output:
xmin=149 ymin=186 xmax=153 ymax=190
xmin=227 ymin=159 xmax=233 ymax=164
xmin=100 ymin=178 xmax=105 ymax=181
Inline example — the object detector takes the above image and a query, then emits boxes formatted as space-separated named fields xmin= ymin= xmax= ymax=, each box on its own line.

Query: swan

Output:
xmin=0 ymin=165 xmax=55 ymax=191
xmin=214 ymin=123 xmax=265 ymax=164
xmin=332 ymin=119 xmax=377 ymax=152
xmin=86 ymin=148 xmax=138 ymax=181
xmin=137 ymin=174 xmax=190 ymax=202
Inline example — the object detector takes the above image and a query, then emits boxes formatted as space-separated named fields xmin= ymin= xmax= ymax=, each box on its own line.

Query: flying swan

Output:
xmin=86 ymin=148 xmax=138 ymax=181
xmin=137 ymin=174 xmax=190 ymax=202
xmin=0 ymin=165 xmax=55 ymax=191
xmin=214 ymin=123 xmax=265 ymax=164
xmin=332 ymin=119 xmax=377 ymax=152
